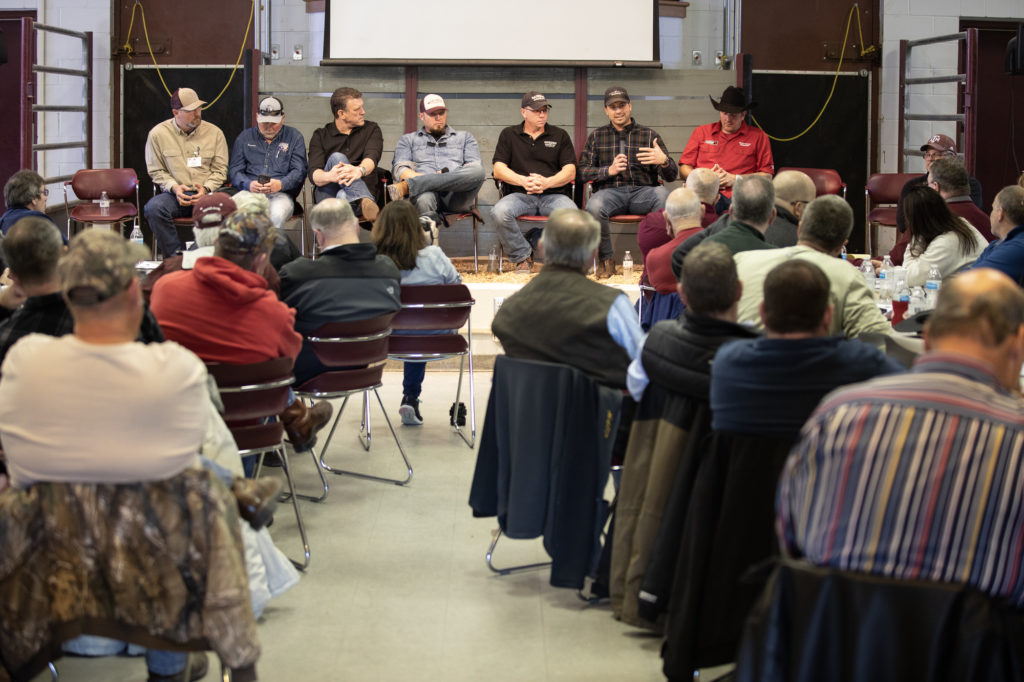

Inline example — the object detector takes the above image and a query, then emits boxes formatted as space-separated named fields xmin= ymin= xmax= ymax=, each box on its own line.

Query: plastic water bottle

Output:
xmin=488 ymin=245 xmax=498 ymax=273
xmin=880 ymin=255 xmax=894 ymax=282
xmin=860 ymin=260 xmax=875 ymax=288
xmin=99 ymin=190 xmax=110 ymax=216
xmin=130 ymin=223 xmax=144 ymax=247
xmin=622 ymin=251 xmax=633 ymax=281
xmin=909 ymin=287 xmax=926 ymax=316
xmin=925 ymin=265 xmax=942 ymax=309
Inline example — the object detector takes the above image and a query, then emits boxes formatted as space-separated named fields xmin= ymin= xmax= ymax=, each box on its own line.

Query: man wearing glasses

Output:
xmin=0 ymin=169 xmax=59 ymax=237
xmin=389 ymin=94 xmax=485 ymax=228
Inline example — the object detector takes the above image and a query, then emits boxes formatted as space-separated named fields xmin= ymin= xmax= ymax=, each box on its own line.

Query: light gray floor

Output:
xmin=37 ymin=369 xmax=729 ymax=682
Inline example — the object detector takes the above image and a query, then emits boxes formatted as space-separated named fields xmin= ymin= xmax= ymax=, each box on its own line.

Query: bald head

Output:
xmin=540 ymin=208 xmax=600 ymax=270
xmin=664 ymin=187 xmax=703 ymax=234
xmin=992 ymin=185 xmax=1024 ymax=239
xmin=925 ymin=268 xmax=1024 ymax=389
xmin=774 ymin=170 xmax=817 ymax=219
xmin=685 ymin=167 xmax=720 ymax=205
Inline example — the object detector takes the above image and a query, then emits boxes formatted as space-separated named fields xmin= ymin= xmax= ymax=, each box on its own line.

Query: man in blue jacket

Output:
xmin=971 ymin=185 xmax=1024 ymax=284
xmin=228 ymin=96 xmax=307 ymax=229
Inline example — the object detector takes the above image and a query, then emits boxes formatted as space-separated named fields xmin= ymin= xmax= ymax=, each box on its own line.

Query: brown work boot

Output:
xmin=514 ymin=257 xmax=534 ymax=274
xmin=281 ymin=399 xmax=334 ymax=452
xmin=359 ymin=197 xmax=379 ymax=223
xmin=387 ymin=180 xmax=409 ymax=201
xmin=596 ymin=258 xmax=616 ymax=279
xmin=231 ymin=477 xmax=282 ymax=530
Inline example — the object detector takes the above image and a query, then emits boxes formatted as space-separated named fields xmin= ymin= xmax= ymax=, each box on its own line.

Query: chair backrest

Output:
xmin=777 ymin=166 xmax=845 ymax=197
xmin=392 ymin=284 xmax=474 ymax=331
xmin=865 ymin=172 xmax=919 ymax=204
xmin=306 ymin=312 xmax=395 ymax=367
xmin=70 ymin=168 xmax=138 ymax=201
xmin=205 ymin=356 xmax=294 ymax=422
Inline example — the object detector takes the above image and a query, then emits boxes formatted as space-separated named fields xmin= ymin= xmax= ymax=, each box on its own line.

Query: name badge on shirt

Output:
xmin=704 ymin=140 xmax=719 ymax=146
xmin=187 ymin=147 xmax=202 ymax=168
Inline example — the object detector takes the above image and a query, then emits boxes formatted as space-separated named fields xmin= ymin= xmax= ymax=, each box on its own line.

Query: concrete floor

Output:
xmin=35 ymin=368 xmax=732 ymax=682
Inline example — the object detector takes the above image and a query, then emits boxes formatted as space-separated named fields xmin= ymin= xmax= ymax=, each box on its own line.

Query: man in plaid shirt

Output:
xmin=579 ymin=86 xmax=677 ymax=278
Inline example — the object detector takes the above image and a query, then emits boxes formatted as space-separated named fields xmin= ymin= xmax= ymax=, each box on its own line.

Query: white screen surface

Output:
xmin=326 ymin=0 xmax=656 ymax=64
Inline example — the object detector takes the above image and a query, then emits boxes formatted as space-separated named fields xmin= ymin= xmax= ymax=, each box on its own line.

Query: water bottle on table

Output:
xmin=925 ymin=265 xmax=942 ymax=309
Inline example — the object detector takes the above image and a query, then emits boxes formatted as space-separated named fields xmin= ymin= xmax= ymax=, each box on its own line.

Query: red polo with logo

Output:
xmin=679 ymin=121 xmax=774 ymax=197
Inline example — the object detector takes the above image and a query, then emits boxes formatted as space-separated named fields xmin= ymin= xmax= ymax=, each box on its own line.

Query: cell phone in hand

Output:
xmin=258 ymin=174 xmax=270 ymax=185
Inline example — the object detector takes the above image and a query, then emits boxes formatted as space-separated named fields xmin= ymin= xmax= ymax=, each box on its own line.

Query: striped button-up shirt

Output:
xmin=577 ymin=119 xmax=677 ymax=191
xmin=778 ymin=352 xmax=1024 ymax=607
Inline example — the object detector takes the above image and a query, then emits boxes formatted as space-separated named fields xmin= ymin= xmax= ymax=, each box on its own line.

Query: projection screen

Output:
xmin=324 ymin=0 xmax=660 ymax=66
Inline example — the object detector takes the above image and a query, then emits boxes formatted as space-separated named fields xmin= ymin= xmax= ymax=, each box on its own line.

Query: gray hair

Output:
xmin=679 ymin=241 xmax=739 ymax=316
xmin=664 ymin=187 xmax=702 ymax=226
xmin=928 ymin=156 xmax=970 ymax=196
xmin=685 ymin=168 xmax=720 ymax=205
xmin=995 ymin=185 xmax=1024 ymax=226
xmin=799 ymin=195 xmax=854 ymax=252
xmin=3 ymin=169 xmax=45 ymax=208
xmin=540 ymin=208 xmax=600 ymax=269
xmin=310 ymin=198 xmax=357 ymax=238
xmin=731 ymin=174 xmax=775 ymax=225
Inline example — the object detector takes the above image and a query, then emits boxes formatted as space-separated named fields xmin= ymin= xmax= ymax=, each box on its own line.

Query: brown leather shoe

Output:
xmin=281 ymin=399 xmax=334 ymax=452
xmin=514 ymin=257 xmax=533 ymax=274
xmin=231 ymin=477 xmax=282 ymax=530
xmin=359 ymin=197 xmax=379 ymax=223
xmin=595 ymin=258 xmax=616 ymax=279
xmin=387 ymin=180 xmax=409 ymax=201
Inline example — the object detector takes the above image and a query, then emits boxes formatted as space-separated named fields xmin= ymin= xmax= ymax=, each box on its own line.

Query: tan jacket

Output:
xmin=145 ymin=119 xmax=228 ymax=193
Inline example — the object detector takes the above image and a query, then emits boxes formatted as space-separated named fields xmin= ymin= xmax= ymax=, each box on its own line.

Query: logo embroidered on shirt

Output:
xmin=278 ymin=142 xmax=289 ymax=153
xmin=704 ymin=140 xmax=719 ymax=145
xmin=544 ymin=141 xmax=557 ymax=148
xmin=738 ymin=141 xmax=751 ymax=147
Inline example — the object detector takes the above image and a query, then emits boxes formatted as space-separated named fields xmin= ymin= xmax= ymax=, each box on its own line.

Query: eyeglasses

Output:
xmin=39 ymin=188 xmax=49 ymax=197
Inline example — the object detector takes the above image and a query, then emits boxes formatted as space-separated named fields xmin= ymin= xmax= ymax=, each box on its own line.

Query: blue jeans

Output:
xmin=585 ymin=185 xmax=668 ymax=259
xmin=491 ymin=192 xmax=576 ymax=263
xmin=144 ymin=192 xmax=193 ymax=258
xmin=403 ymin=362 xmax=427 ymax=399
xmin=406 ymin=165 xmax=485 ymax=225
xmin=315 ymin=152 xmax=373 ymax=203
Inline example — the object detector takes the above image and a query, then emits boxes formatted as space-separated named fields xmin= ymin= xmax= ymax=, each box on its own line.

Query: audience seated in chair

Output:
xmin=150 ymin=212 xmax=332 ymax=455
xmin=278 ymin=198 xmax=401 ymax=385
xmin=371 ymin=199 xmax=461 ymax=426
xmin=0 ymin=169 xmax=59 ymax=239
xmin=970 ymin=184 xmax=1024 ymax=283
xmin=734 ymin=194 xmax=893 ymax=339
xmin=492 ymin=208 xmax=643 ymax=390
xmin=233 ymin=190 xmax=302 ymax=271
xmin=612 ymin=241 xmax=757 ymax=628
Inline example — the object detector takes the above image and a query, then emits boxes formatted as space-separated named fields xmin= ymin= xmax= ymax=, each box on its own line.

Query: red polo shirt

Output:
xmin=679 ymin=121 xmax=774 ymax=197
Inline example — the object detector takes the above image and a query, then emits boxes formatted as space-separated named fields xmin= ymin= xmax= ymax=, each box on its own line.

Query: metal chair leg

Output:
xmin=48 ymin=661 xmax=58 ymax=680
xmin=277 ymin=445 xmax=311 ymax=570
xmin=319 ymin=388 xmax=412 ymax=486
xmin=451 ymin=353 xmax=476 ymax=448
xmin=358 ymin=389 xmax=372 ymax=451
xmin=485 ymin=528 xmax=552 ymax=575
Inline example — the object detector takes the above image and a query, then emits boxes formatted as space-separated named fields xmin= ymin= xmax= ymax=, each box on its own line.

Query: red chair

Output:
xmin=583 ymin=181 xmax=655 ymax=273
xmin=388 ymin=284 xmax=476 ymax=448
xmin=206 ymin=357 xmax=311 ymax=570
xmin=294 ymin=312 xmax=412 ymax=490
xmin=777 ymin=166 xmax=847 ymax=198
xmin=865 ymin=172 xmax=919 ymax=256
xmin=62 ymin=168 xmax=140 ymax=241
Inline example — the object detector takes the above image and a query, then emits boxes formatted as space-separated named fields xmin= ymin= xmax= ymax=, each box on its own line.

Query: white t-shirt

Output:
xmin=0 ymin=334 xmax=209 ymax=488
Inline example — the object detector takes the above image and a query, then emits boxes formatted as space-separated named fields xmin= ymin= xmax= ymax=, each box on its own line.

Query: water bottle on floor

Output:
xmin=130 ymin=223 xmax=144 ymax=247
xmin=622 ymin=251 xmax=633 ymax=281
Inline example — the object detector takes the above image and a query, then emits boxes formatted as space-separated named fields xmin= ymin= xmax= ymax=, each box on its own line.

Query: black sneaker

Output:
xmin=399 ymin=396 xmax=423 ymax=426
xmin=449 ymin=401 xmax=467 ymax=427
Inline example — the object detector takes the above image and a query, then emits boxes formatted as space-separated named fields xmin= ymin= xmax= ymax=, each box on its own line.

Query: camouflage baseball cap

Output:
xmin=218 ymin=211 xmax=277 ymax=256
xmin=59 ymin=229 xmax=148 ymax=305
xmin=231 ymin=190 xmax=271 ymax=215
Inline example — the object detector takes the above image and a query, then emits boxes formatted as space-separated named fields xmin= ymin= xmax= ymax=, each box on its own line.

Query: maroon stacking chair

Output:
xmin=205 ymin=357 xmax=310 ymax=570
xmin=388 ymin=284 xmax=476 ymax=448
xmin=294 ymin=312 xmax=412 ymax=491
xmin=583 ymin=180 xmax=656 ymax=274
xmin=865 ymin=172 xmax=919 ymax=256
xmin=62 ymin=168 xmax=140 ymax=241
xmin=777 ymin=166 xmax=847 ymax=198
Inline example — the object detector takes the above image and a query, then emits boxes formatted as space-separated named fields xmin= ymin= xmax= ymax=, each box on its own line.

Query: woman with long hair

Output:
xmin=371 ymin=200 xmax=461 ymax=426
xmin=900 ymin=184 xmax=986 ymax=286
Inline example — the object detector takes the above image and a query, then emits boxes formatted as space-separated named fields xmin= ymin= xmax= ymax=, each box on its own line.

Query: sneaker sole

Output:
xmin=399 ymin=404 xmax=423 ymax=426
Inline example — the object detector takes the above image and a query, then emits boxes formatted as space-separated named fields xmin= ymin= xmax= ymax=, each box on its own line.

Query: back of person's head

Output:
xmin=903 ymin=184 xmax=976 ymax=257
xmin=679 ymin=241 xmax=739 ymax=316
xmin=994 ymin=185 xmax=1024 ymax=226
xmin=664 ymin=187 xmax=702 ymax=226
xmin=58 ymin=229 xmax=148 ymax=309
xmin=192 ymin=192 xmax=237 ymax=247
xmin=685 ymin=168 xmax=720 ymax=205
xmin=730 ymin=174 xmax=775 ymax=225
xmin=540 ymin=208 xmax=600 ymax=270
xmin=2 ymin=216 xmax=63 ymax=286
xmin=214 ymin=211 xmax=277 ymax=269
xmin=3 ymin=169 xmax=44 ymax=208
xmin=231 ymin=190 xmax=270 ymax=216
xmin=371 ymin=199 xmax=425 ymax=270
xmin=310 ymin=197 xmax=357 ymax=242
xmin=772 ymin=170 xmax=816 ymax=205
xmin=762 ymin=260 xmax=830 ymax=334
xmin=798 ymin=195 xmax=854 ymax=252
xmin=928 ymin=156 xmax=970 ymax=196
xmin=927 ymin=269 xmax=1024 ymax=347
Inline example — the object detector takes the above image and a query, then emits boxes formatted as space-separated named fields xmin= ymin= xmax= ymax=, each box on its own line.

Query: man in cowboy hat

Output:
xmin=679 ymin=86 xmax=774 ymax=209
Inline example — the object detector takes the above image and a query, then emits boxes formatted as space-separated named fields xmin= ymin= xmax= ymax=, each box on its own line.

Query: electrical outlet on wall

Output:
xmin=715 ymin=51 xmax=724 ymax=65
xmin=692 ymin=50 xmax=702 ymax=66
xmin=271 ymin=44 xmax=281 ymax=60
xmin=292 ymin=45 xmax=303 ymax=61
